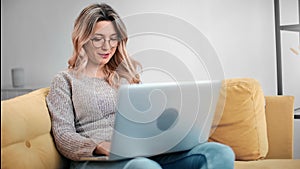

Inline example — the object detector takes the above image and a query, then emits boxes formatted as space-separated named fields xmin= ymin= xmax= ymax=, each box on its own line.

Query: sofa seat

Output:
xmin=235 ymin=159 xmax=300 ymax=169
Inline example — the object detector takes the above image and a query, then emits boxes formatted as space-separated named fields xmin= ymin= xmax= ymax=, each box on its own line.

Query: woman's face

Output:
xmin=85 ymin=20 xmax=118 ymax=69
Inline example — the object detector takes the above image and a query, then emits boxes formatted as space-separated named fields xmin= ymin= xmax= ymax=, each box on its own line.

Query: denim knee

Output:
xmin=124 ymin=157 xmax=162 ymax=169
xmin=191 ymin=142 xmax=235 ymax=169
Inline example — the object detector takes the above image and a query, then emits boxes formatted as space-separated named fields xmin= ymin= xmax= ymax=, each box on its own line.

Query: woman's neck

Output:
xmin=85 ymin=64 xmax=106 ymax=79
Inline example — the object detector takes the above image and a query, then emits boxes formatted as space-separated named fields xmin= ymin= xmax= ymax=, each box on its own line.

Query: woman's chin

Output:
xmin=99 ymin=59 xmax=109 ymax=66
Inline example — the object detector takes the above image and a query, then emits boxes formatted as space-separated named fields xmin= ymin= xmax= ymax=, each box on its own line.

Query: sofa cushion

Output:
xmin=209 ymin=78 xmax=268 ymax=160
xmin=1 ymin=88 xmax=66 ymax=169
xmin=264 ymin=96 xmax=294 ymax=159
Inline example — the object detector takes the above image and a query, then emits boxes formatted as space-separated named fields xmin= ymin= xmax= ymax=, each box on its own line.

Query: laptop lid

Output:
xmin=107 ymin=80 xmax=222 ymax=161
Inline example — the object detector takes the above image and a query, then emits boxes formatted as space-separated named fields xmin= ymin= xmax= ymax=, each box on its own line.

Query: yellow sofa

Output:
xmin=1 ymin=78 xmax=300 ymax=169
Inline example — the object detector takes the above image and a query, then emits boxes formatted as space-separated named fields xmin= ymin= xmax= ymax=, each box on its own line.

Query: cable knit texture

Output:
xmin=46 ymin=70 xmax=117 ymax=161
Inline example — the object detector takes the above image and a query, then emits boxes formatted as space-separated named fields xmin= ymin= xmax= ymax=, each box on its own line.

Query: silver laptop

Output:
xmin=80 ymin=80 xmax=222 ymax=161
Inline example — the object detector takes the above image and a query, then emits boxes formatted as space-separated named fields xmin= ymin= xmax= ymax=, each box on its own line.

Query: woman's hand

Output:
xmin=93 ymin=141 xmax=111 ymax=156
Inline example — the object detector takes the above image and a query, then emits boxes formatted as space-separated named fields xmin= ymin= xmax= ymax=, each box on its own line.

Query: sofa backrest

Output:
xmin=265 ymin=96 xmax=294 ymax=159
xmin=1 ymin=87 xmax=67 ymax=169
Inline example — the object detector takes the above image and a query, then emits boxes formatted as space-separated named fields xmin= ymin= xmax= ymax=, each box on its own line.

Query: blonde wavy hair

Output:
xmin=68 ymin=3 xmax=141 ymax=87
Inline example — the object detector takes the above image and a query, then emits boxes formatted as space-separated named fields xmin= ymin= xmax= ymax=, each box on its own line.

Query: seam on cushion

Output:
xmin=251 ymin=82 xmax=261 ymax=159
xmin=226 ymin=78 xmax=253 ymax=88
xmin=2 ymin=132 xmax=52 ymax=148
xmin=227 ymin=82 xmax=252 ymax=95
xmin=2 ymin=119 xmax=51 ymax=147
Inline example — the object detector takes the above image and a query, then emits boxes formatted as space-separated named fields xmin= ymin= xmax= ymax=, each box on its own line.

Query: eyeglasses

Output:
xmin=90 ymin=36 xmax=119 ymax=48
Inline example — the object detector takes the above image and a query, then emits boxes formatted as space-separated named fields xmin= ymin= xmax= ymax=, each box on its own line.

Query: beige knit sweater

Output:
xmin=46 ymin=70 xmax=117 ymax=161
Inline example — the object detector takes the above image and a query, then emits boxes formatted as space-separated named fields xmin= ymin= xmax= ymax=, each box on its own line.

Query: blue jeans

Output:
xmin=70 ymin=142 xmax=235 ymax=169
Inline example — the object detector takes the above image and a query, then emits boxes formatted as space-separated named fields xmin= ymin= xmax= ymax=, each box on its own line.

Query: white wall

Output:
xmin=1 ymin=0 xmax=277 ymax=95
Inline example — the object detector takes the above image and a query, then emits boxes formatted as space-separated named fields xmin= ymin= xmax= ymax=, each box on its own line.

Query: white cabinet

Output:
xmin=1 ymin=85 xmax=45 ymax=100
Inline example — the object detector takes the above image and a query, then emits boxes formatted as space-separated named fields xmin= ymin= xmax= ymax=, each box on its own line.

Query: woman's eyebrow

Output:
xmin=94 ymin=33 xmax=117 ymax=36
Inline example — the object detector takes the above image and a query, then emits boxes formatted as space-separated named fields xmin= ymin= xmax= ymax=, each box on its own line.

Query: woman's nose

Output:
xmin=101 ymin=40 xmax=110 ymax=50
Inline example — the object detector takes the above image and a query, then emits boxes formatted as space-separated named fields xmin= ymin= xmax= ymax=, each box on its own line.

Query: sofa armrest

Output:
xmin=265 ymin=96 xmax=294 ymax=159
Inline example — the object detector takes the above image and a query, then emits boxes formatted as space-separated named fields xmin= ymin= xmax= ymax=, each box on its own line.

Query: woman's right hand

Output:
xmin=93 ymin=141 xmax=111 ymax=156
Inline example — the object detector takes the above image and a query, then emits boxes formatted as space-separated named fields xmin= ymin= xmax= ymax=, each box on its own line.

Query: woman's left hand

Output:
xmin=94 ymin=141 xmax=111 ymax=156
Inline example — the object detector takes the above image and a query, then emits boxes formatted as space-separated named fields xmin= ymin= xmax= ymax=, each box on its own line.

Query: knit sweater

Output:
xmin=46 ymin=70 xmax=118 ymax=161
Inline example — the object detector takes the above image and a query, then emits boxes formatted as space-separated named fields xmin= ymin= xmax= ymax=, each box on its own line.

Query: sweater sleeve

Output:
xmin=46 ymin=72 xmax=99 ymax=161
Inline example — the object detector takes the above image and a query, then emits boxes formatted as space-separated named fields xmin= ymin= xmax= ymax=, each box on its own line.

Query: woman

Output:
xmin=46 ymin=3 xmax=235 ymax=169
